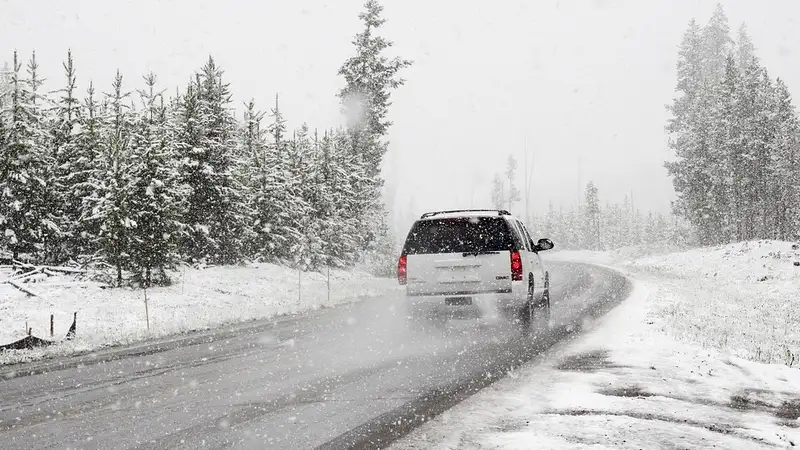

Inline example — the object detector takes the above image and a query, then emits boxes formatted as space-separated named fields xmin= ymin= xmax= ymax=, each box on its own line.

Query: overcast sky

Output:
xmin=3 ymin=0 xmax=800 ymax=231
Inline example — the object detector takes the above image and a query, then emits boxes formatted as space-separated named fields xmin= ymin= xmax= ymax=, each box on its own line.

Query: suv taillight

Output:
xmin=510 ymin=250 xmax=523 ymax=281
xmin=397 ymin=255 xmax=408 ymax=285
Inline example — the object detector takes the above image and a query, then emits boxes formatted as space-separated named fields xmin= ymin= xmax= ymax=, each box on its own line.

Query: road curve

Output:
xmin=0 ymin=262 xmax=630 ymax=450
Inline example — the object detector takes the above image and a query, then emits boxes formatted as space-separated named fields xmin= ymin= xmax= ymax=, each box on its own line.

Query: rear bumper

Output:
xmin=405 ymin=283 xmax=526 ymax=318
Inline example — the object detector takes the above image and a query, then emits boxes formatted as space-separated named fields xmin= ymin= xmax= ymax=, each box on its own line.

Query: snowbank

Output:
xmin=628 ymin=241 xmax=800 ymax=366
xmin=551 ymin=241 xmax=800 ymax=366
xmin=0 ymin=263 xmax=397 ymax=365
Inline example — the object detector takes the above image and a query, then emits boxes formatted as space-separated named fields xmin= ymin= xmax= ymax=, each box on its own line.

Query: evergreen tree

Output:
xmin=51 ymin=50 xmax=85 ymax=262
xmin=665 ymin=19 xmax=712 ymax=243
xmin=0 ymin=52 xmax=49 ymax=260
xmin=239 ymin=99 xmax=269 ymax=260
xmin=127 ymin=73 xmax=187 ymax=286
xmin=770 ymin=79 xmax=800 ymax=240
xmin=583 ymin=181 xmax=601 ymax=249
xmin=72 ymin=81 xmax=103 ymax=259
xmin=338 ymin=0 xmax=412 ymax=176
xmin=491 ymin=174 xmax=505 ymax=209
xmin=735 ymin=24 xmax=755 ymax=73
xmin=663 ymin=7 xmax=797 ymax=246
xmin=0 ymin=61 xmax=10 ymax=104
xmin=285 ymin=124 xmax=317 ymax=269
xmin=711 ymin=54 xmax=740 ymax=242
xmin=85 ymin=71 xmax=136 ymax=286
xmin=700 ymin=4 xmax=732 ymax=84
xmin=178 ymin=57 xmax=247 ymax=264
xmin=505 ymin=155 xmax=521 ymax=212
xmin=338 ymin=0 xmax=411 ymax=263
xmin=259 ymin=96 xmax=306 ymax=264
xmin=27 ymin=51 xmax=60 ymax=262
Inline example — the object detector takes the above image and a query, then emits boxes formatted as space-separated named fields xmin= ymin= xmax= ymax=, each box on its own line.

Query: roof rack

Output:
xmin=420 ymin=209 xmax=511 ymax=219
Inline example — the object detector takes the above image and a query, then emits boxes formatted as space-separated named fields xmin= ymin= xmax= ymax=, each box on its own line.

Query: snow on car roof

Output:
xmin=419 ymin=210 xmax=518 ymax=221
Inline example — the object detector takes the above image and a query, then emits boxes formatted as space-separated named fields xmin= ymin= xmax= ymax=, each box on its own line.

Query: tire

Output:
xmin=519 ymin=274 xmax=550 ymax=336
xmin=541 ymin=271 xmax=552 ymax=327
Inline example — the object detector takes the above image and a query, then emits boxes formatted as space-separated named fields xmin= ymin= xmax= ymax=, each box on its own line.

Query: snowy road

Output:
xmin=0 ymin=262 xmax=629 ymax=449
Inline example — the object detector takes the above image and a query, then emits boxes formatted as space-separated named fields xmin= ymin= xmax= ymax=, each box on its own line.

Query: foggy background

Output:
xmin=4 ymin=0 xmax=799 ymax=235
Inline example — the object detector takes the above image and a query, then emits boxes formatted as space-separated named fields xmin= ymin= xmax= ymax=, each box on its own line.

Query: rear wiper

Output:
xmin=462 ymin=251 xmax=500 ymax=257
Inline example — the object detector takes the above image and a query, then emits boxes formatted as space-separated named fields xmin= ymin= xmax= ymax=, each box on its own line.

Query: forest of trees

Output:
xmin=666 ymin=4 xmax=800 ymax=245
xmin=526 ymin=182 xmax=690 ymax=252
xmin=0 ymin=1 xmax=410 ymax=286
xmin=488 ymin=157 xmax=687 ymax=251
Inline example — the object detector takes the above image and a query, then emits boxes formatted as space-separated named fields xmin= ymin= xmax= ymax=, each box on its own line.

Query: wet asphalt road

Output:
xmin=0 ymin=261 xmax=629 ymax=450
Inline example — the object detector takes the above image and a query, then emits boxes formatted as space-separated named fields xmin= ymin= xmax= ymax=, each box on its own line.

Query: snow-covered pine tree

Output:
xmin=342 ymin=128 xmax=375 ymax=262
xmin=666 ymin=20 xmax=712 ymax=243
xmin=86 ymin=71 xmax=137 ymax=286
xmin=238 ymin=99 xmax=268 ymax=260
xmin=643 ymin=212 xmax=657 ymax=246
xmin=735 ymin=56 xmax=767 ymax=241
xmin=285 ymin=124 xmax=317 ymax=269
xmin=0 ymin=61 xmax=10 ymax=104
xmin=305 ymin=129 xmax=335 ymax=270
xmin=259 ymin=96 xmax=307 ymax=265
xmin=50 ymin=50 xmax=85 ymax=262
xmin=770 ymin=79 xmax=800 ymax=240
xmin=709 ymin=54 xmax=740 ymax=243
xmin=565 ymin=207 xmax=580 ymax=249
xmin=196 ymin=57 xmax=247 ymax=264
xmin=602 ymin=202 xmax=623 ymax=249
xmin=338 ymin=0 xmax=411 ymax=176
xmin=543 ymin=201 xmax=555 ymax=240
xmin=735 ymin=24 xmax=755 ymax=74
xmin=127 ymin=73 xmax=187 ymax=286
xmin=0 ymin=51 xmax=50 ymax=261
xmin=583 ymin=181 xmax=601 ymax=250
xmin=752 ymin=67 xmax=777 ymax=238
xmin=178 ymin=57 xmax=247 ymax=265
xmin=174 ymin=79 xmax=203 ymax=261
xmin=630 ymin=206 xmax=644 ymax=245
xmin=654 ymin=213 xmax=671 ymax=245
xmin=700 ymin=4 xmax=732 ymax=85
xmin=323 ymin=130 xmax=351 ymax=268
xmin=338 ymin=1 xmax=411 ymax=261
xmin=72 ymin=81 xmax=104 ymax=260
xmin=505 ymin=155 xmax=521 ymax=212
xmin=490 ymin=174 xmax=505 ymax=210
xmin=621 ymin=195 xmax=632 ymax=246
xmin=23 ymin=52 xmax=62 ymax=264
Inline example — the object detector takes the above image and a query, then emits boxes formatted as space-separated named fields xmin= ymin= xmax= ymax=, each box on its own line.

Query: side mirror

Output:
xmin=534 ymin=238 xmax=554 ymax=252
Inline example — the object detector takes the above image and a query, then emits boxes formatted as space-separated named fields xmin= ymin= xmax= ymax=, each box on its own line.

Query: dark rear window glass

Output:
xmin=402 ymin=217 xmax=515 ymax=254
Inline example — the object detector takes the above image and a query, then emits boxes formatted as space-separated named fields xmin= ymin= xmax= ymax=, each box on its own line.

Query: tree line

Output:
xmin=667 ymin=4 xmax=800 ymax=245
xmin=0 ymin=0 xmax=410 ymax=286
xmin=529 ymin=182 xmax=690 ymax=251
xmin=487 ymin=157 xmax=688 ymax=251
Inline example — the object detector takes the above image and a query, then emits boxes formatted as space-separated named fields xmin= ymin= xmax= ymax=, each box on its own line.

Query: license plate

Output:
xmin=445 ymin=297 xmax=472 ymax=306
xmin=438 ymin=275 xmax=481 ymax=284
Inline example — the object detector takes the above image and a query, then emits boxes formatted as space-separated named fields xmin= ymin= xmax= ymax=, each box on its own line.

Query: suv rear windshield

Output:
xmin=402 ymin=217 xmax=516 ymax=255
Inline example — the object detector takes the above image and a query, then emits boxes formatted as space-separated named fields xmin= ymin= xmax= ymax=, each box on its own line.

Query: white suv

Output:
xmin=397 ymin=209 xmax=554 ymax=329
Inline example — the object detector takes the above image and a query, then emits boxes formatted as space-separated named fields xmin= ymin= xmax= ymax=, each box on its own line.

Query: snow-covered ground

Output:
xmin=0 ymin=263 xmax=397 ymax=365
xmin=393 ymin=241 xmax=800 ymax=449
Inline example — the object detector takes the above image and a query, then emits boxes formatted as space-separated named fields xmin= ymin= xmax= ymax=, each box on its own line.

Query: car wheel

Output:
xmin=541 ymin=271 xmax=551 ymax=328
xmin=518 ymin=276 xmax=535 ymax=333
xmin=519 ymin=275 xmax=549 ymax=336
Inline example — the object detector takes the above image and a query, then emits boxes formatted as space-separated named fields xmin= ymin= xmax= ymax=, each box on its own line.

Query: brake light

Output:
xmin=510 ymin=250 xmax=523 ymax=281
xmin=397 ymin=255 xmax=408 ymax=285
